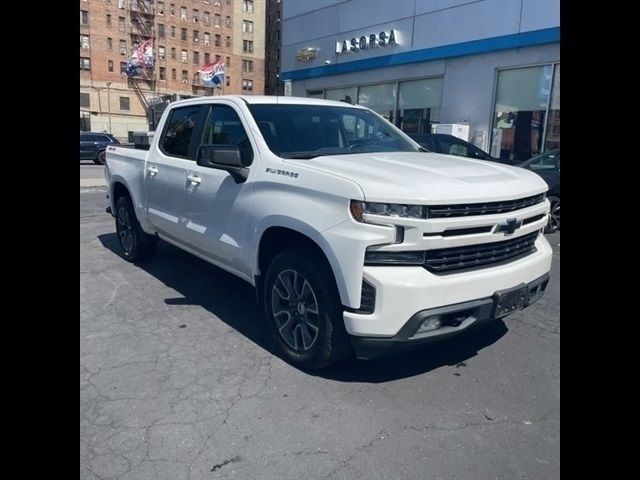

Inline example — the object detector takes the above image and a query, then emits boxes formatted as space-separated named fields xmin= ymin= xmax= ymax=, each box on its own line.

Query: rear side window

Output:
xmin=201 ymin=105 xmax=254 ymax=166
xmin=161 ymin=105 xmax=207 ymax=159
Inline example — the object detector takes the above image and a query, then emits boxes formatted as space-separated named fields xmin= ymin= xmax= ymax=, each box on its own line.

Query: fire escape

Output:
xmin=126 ymin=0 xmax=156 ymax=120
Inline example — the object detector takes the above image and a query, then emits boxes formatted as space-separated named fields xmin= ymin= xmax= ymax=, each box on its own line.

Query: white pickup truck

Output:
xmin=105 ymin=95 xmax=552 ymax=369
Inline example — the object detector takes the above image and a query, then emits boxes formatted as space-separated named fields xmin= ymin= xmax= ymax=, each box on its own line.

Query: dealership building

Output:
xmin=280 ymin=0 xmax=560 ymax=162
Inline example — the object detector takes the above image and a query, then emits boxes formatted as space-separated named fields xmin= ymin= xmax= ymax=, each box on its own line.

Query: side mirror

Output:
xmin=196 ymin=144 xmax=249 ymax=183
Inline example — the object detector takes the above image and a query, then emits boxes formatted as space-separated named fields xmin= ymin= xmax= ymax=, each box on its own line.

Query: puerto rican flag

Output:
xmin=198 ymin=61 xmax=224 ymax=88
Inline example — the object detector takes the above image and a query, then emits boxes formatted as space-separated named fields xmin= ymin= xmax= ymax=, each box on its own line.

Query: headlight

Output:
xmin=350 ymin=200 xmax=427 ymax=221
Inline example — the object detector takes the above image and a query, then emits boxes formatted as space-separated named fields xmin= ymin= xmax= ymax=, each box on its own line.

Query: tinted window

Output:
xmin=161 ymin=106 xmax=206 ymax=159
xmin=522 ymin=150 xmax=560 ymax=172
xmin=249 ymin=104 xmax=419 ymax=159
xmin=201 ymin=105 xmax=254 ymax=166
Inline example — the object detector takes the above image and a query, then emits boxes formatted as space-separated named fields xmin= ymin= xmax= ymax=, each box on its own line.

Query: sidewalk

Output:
xmin=80 ymin=164 xmax=107 ymax=188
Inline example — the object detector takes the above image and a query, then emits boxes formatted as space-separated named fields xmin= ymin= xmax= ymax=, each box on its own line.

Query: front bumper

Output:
xmin=350 ymin=272 xmax=549 ymax=359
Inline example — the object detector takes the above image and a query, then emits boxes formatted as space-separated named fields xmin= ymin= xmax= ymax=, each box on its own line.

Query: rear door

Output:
xmin=80 ymin=133 xmax=99 ymax=159
xmin=145 ymin=104 xmax=209 ymax=241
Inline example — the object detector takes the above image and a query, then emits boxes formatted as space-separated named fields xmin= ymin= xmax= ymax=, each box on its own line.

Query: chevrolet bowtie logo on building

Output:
xmin=496 ymin=218 xmax=523 ymax=234
xmin=296 ymin=47 xmax=319 ymax=62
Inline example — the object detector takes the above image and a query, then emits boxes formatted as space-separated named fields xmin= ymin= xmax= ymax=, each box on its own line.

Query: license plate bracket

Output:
xmin=493 ymin=284 xmax=528 ymax=318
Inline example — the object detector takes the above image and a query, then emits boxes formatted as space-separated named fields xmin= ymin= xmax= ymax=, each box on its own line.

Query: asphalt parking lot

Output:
xmin=81 ymin=179 xmax=560 ymax=480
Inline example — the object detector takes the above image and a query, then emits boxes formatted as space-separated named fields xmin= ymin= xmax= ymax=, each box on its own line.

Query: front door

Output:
xmin=181 ymin=103 xmax=255 ymax=276
xmin=145 ymin=104 xmax=208 ymax=241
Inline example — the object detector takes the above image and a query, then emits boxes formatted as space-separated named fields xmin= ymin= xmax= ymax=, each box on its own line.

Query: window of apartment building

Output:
xmin=242 ymin=79 xmax=253 ymax=91
xmin=243 ymin=1 xmax=254 ymax=13
xmin=80 ymin=58 xmax=91 ymax=70
xmin=226 ymin=56 xmax=230 ymax=67
xmin=171 ymin=25 xmax=176 ymax=38
xmin=171 ymin=47 xmax=176 ymax=59
xmin=80 ymin=35 xmax=90 ymax=49
xmin=225 ymin=16 xmax=231 ymax=28
xmin=158 ymin=46 xmax=165 ymax=59
xmin=203 ymin=11 xmax=210 ymax=25
xmin=181 ymin=50 xmax=188 ymax=63
xmin=157 ymin=2 xmax=164 ymax=15
xmin=242 ymin=60 xmax=253 ymax=73
xmin=107 ymin=37 xmax=113 ymax=50
xmin=226 ymin=0 xmax=231 ymax=5
xmin=159 ymin=67 xmax=166 ymax=79
xmin=491 ymin=63 xmax=560 ymax=161
xmin=182 ymin=70 xmax=188 ymax=81
xmin=193 ymin=30 xmax=199 ymax=43
xmin=181 ymin=28 xmax=187 ymax=41
xmin=180 ymin=6 xmax=187 ymax=20
xmin=193 ymin=51 xmax=200 ymax=64
xmin=243 ymin=40 xmax=253 ymax=53
xmin=158 ymin=23 xmax=165 ymax=38
xmin=204 ymin=52 xmax=210 ymax=64
xmin=120 ymin=97 xmax=130 ymax=111
xmin=132 ymin=41 xmax=139 ymax=54
xmin=226 ymin=36 xmax=231 ymax=47
xmin=193 ymin=9 xmax=199 ymax=22
xmin=172 ymin=68 xmax=177 ymax=80
xmin=119 ymin=39 xmax=127 ymax=55
xmin=214 ymin=14 xmax=221 ymax=27
xmin=216 ymin=54 xmax=222 ymax=63
xmin=80 ymin=10 xmax=89 ymax=25
xmin=106 ymin=14 xmax=112 ymax=27
xmin=204 ymin=32 xmax=210 ymax=45
xmin=242 ymin=20 xmax=253 ymax=33
xmin=215 ymin=34 xmax=221 ymax=47
xmin=170 ymin=3 xmax=175 ymax=15
xmin=118 ymin=16 xmax=125 ymax=31
xmin=226 ymin=76 xmax=230 ymax=87
xmin=80 ymin=93 xmax=90 ymax=108
xmin=108 ymin=60 xmax=114 ymax=72
xmin=120 ymin=62 xmax=127 ymax=74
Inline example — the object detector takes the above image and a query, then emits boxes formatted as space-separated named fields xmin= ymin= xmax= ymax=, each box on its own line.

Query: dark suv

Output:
xmin=80 ymin=132 xmax=120 ymax=165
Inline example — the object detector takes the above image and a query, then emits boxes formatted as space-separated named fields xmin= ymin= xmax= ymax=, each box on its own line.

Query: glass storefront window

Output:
xmin=397 ymin=78 xmax=443 ymax=134
xmin=544 ymin=64 xmax=560 ymax=151
xmin=325 ymin=87 xmax=357 ymax=105
xmin=357 ymin=83 xmax=396 ymax=122
xmin=491 ymin=64 xmax=554 ymax=162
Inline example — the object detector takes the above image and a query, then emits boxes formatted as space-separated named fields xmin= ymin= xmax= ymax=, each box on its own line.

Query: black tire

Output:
xmin=94 ymin=150 xmax=106 ymax=165
xmin=544 ymin=196 xmax=560 ymax=233
xmin=114 ymin=195 xmax=157 ymax=262
xmin=263 ymin=247 xmax=352 ymax=370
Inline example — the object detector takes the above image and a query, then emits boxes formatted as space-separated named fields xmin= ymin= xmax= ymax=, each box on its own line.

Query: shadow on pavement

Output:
xmin=98 ymin=233 xmax=508 ymax=383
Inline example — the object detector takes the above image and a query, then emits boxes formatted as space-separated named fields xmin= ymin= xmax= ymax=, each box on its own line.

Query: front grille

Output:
xmin=424 ymin=232 xmax=539 ymax=273
xmin=427 ymin=194 xmax=545 ymax=218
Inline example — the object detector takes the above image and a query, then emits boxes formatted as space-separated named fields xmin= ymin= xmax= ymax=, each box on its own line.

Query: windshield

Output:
xmin=248 ymin=104 xmax=420 ymax=159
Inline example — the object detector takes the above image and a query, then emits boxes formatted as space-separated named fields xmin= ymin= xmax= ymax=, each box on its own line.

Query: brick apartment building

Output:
xmin=80 ymin=0 xmax=265 ymax=141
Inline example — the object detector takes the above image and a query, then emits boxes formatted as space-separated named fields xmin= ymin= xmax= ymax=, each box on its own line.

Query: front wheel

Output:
xmin=115 ymin=196 xmax=157 ymax=262
xmin=545 ymin=196 xmax=560 ymax=233
xmin=263 ymin=248 xmax=352 ymax=370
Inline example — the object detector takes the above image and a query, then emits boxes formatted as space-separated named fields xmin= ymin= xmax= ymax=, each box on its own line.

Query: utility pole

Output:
xmin=106 ymin=82 xmax=112 ymax=134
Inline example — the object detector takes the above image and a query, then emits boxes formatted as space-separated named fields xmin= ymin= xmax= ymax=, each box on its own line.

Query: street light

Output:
xmin=106 ymin=82 xmax=112 ymax=134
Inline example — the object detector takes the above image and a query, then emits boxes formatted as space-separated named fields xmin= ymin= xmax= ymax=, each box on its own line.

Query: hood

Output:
xmin=286 ymin=152 xmax=548 ymax=204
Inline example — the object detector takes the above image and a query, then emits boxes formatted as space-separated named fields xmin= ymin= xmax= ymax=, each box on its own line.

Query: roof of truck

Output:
xmin=168 ymin=95 xmax=367 ymax=109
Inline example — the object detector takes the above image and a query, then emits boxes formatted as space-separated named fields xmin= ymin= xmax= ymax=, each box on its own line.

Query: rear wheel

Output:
xmin=115 ymin=195 xmax=157 ymax=262
xmin=94 ymin=150 xmax=106 ymax=165
xmin=545 ymin=196 xmax=560 ymax=233
xmin=263 ymin=248 xmax=352 ymax=370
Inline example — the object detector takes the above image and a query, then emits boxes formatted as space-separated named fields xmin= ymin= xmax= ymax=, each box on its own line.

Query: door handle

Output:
xmin=187 ymin=174 xmax=201 ymax=185
xmin=147 ymin=166 xmax=158 ymax=177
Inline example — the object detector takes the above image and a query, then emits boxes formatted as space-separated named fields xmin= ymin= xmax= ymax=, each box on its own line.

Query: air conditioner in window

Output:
xmin=193 ymin=18 xmax=198 ymax=22
xmin=204 ymin=41 xmax=210 ymax=46
xmin=182 ymin=80 xmax=188 ymax=84
xmin=194 ymin=38 xmax=199 ymax=42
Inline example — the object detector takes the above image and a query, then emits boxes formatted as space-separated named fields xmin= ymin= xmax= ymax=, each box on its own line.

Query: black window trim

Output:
xmin=158 ymin=104 xmax=211 ymax=161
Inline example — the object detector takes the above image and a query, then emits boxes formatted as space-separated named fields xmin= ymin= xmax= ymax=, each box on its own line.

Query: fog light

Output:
xmin=416 ymin=315 xmax=442 ymax=333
